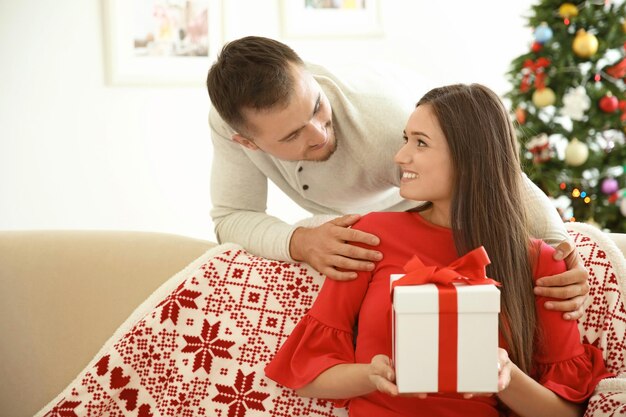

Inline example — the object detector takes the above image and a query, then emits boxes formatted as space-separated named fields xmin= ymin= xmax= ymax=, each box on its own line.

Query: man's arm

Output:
xmin=522 ymin=175 xmax=589 ymax=320
xmin=522 ymin=174 xmax=569 ymax=245
xmin=210 ymin=113 xmax=295 ymax=261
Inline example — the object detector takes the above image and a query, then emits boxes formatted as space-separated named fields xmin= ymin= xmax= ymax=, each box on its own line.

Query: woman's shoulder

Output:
xmin=352 ymin=212 xmax=418 ymax=233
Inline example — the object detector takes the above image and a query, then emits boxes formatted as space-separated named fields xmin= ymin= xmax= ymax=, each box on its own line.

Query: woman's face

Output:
xmin=394 ymin=104 xmax=454 ymax=206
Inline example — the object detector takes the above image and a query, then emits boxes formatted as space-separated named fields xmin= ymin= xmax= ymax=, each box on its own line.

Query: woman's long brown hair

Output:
xmin=415 ymin=84 xmax=536 ymax=373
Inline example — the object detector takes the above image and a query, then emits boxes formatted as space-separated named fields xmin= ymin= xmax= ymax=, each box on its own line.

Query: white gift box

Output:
xmin=391 ymin=274 xmax=501 ymax=393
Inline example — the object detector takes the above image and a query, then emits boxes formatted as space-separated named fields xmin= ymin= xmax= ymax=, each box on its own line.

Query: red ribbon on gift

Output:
xmin=391 ymin=246 xmax=499 ymax=392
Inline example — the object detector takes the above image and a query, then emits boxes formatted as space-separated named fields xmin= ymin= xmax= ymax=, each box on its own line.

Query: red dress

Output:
xmin=265 ymin=212 xmax=612 ymax=417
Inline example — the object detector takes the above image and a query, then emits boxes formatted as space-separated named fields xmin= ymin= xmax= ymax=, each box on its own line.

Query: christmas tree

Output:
xmin=506 ymin=0 xmax=626 ymax=232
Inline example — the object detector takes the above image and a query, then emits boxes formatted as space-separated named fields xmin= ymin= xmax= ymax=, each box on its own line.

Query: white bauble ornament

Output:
xmin=564 ymin=138 xmax=589 ymax=166
xmin=560 ymin=86 xmax=591 ymax=121
xmin=620 ymin=197 xmax=626 ymax=216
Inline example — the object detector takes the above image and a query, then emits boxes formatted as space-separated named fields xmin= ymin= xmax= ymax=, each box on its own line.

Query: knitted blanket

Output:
xmin=567 ymin=223 xmax=626 ymax=416
xmin=37 ymin=223 xmax=626 ymax=417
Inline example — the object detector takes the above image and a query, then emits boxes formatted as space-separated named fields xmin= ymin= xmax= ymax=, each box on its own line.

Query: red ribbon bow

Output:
xmin=391 ymin=246 xmax=499 ymax=392
xmin=605 ymin=57 xmax=626 ymax=80
xmin=392 ymin=246 xmax=500 ymax=292
xmin=520 ymin=57 xmax=551 ymax=93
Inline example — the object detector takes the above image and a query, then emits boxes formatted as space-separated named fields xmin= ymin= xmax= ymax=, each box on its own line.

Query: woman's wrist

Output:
xmin=497 ymin=361 xmax=521 ymax=398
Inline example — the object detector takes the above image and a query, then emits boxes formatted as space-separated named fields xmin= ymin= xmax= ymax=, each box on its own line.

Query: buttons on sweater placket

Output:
xmin=297 ymin=165 xmax=309 ymax=192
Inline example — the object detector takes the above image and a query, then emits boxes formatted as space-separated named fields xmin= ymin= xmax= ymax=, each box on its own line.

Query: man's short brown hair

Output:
xmin=206 ymin=36 xmax=304 ymax=133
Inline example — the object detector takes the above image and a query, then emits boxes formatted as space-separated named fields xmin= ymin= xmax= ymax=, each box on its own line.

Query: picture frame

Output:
xmin=102 ymin=0 xmax=221 ymax=86
xmin=280 ymin=0 xmax=383 ymax=38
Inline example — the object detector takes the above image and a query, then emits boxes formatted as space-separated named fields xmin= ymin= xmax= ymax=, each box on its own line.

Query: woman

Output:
xmin=264 ymin=84 xmax=612 ymax=417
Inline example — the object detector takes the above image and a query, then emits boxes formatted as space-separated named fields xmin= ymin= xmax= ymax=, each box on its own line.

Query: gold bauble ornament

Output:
xmin=564 ymin=138 xmax=589 ymax=166
xmin=558 ymin=3 xmax=579 ymax=18
xmin=623 ymin=19 xmax=626 ymax=33
xmin=572 ymin=29 xmax=599 ymax=58
xmin=532 ymin=87 xmax=556 ymax=108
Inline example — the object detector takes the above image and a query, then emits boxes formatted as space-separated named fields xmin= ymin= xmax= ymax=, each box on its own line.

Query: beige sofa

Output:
xmin=0 ymin=231 xmax=215 ymax=417
xmin=0 ymin=230 xmax=625 ymax=417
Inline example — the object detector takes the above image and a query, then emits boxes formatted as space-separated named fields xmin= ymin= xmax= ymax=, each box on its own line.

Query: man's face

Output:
xmin=233 ymin=64 xmax=336 ymax=162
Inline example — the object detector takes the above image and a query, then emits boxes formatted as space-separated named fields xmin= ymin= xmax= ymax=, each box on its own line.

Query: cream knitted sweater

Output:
xmin=209 ymin=63 xmax=567 ymax=261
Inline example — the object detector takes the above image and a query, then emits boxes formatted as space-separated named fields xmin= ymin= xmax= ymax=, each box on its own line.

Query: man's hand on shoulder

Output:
xmin=289 ymin=214 xmax=383 ymax=281
xmin=533 ymin=239 xmax=590 ymax=320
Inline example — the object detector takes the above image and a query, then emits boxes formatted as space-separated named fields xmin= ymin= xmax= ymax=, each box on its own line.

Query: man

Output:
xmin=206 ymin=36 xmax=588 ymax=319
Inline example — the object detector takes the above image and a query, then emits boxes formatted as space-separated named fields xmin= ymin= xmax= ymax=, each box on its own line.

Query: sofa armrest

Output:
xmin=0 ymin=230 xmax=216 ymax=417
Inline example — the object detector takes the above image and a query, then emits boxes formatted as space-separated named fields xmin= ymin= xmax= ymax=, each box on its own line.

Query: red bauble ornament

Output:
xmin=515 ymin=107 xmax=527 ymax=124
xmin=531 ymin=42 xmax=543 ymax=53
xmin=599 ymin=93 xmax=619 ymax=113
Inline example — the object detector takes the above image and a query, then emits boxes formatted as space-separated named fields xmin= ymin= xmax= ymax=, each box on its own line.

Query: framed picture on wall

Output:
xmin=103 ymin=0 xmax=221 ymax=86
xmin=280 ymin=0 xmax=383 ymax=38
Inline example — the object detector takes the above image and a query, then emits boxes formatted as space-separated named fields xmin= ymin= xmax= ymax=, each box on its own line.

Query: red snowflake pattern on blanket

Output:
xmin=36 ymin=223 xmax=626 ymax=417
xmin=39 ymin=247 xmax=346 ymax=417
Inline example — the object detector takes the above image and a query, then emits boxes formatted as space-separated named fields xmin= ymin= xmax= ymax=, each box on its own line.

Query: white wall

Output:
xmin=0 ymin=0 xmax=534 ymax=241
